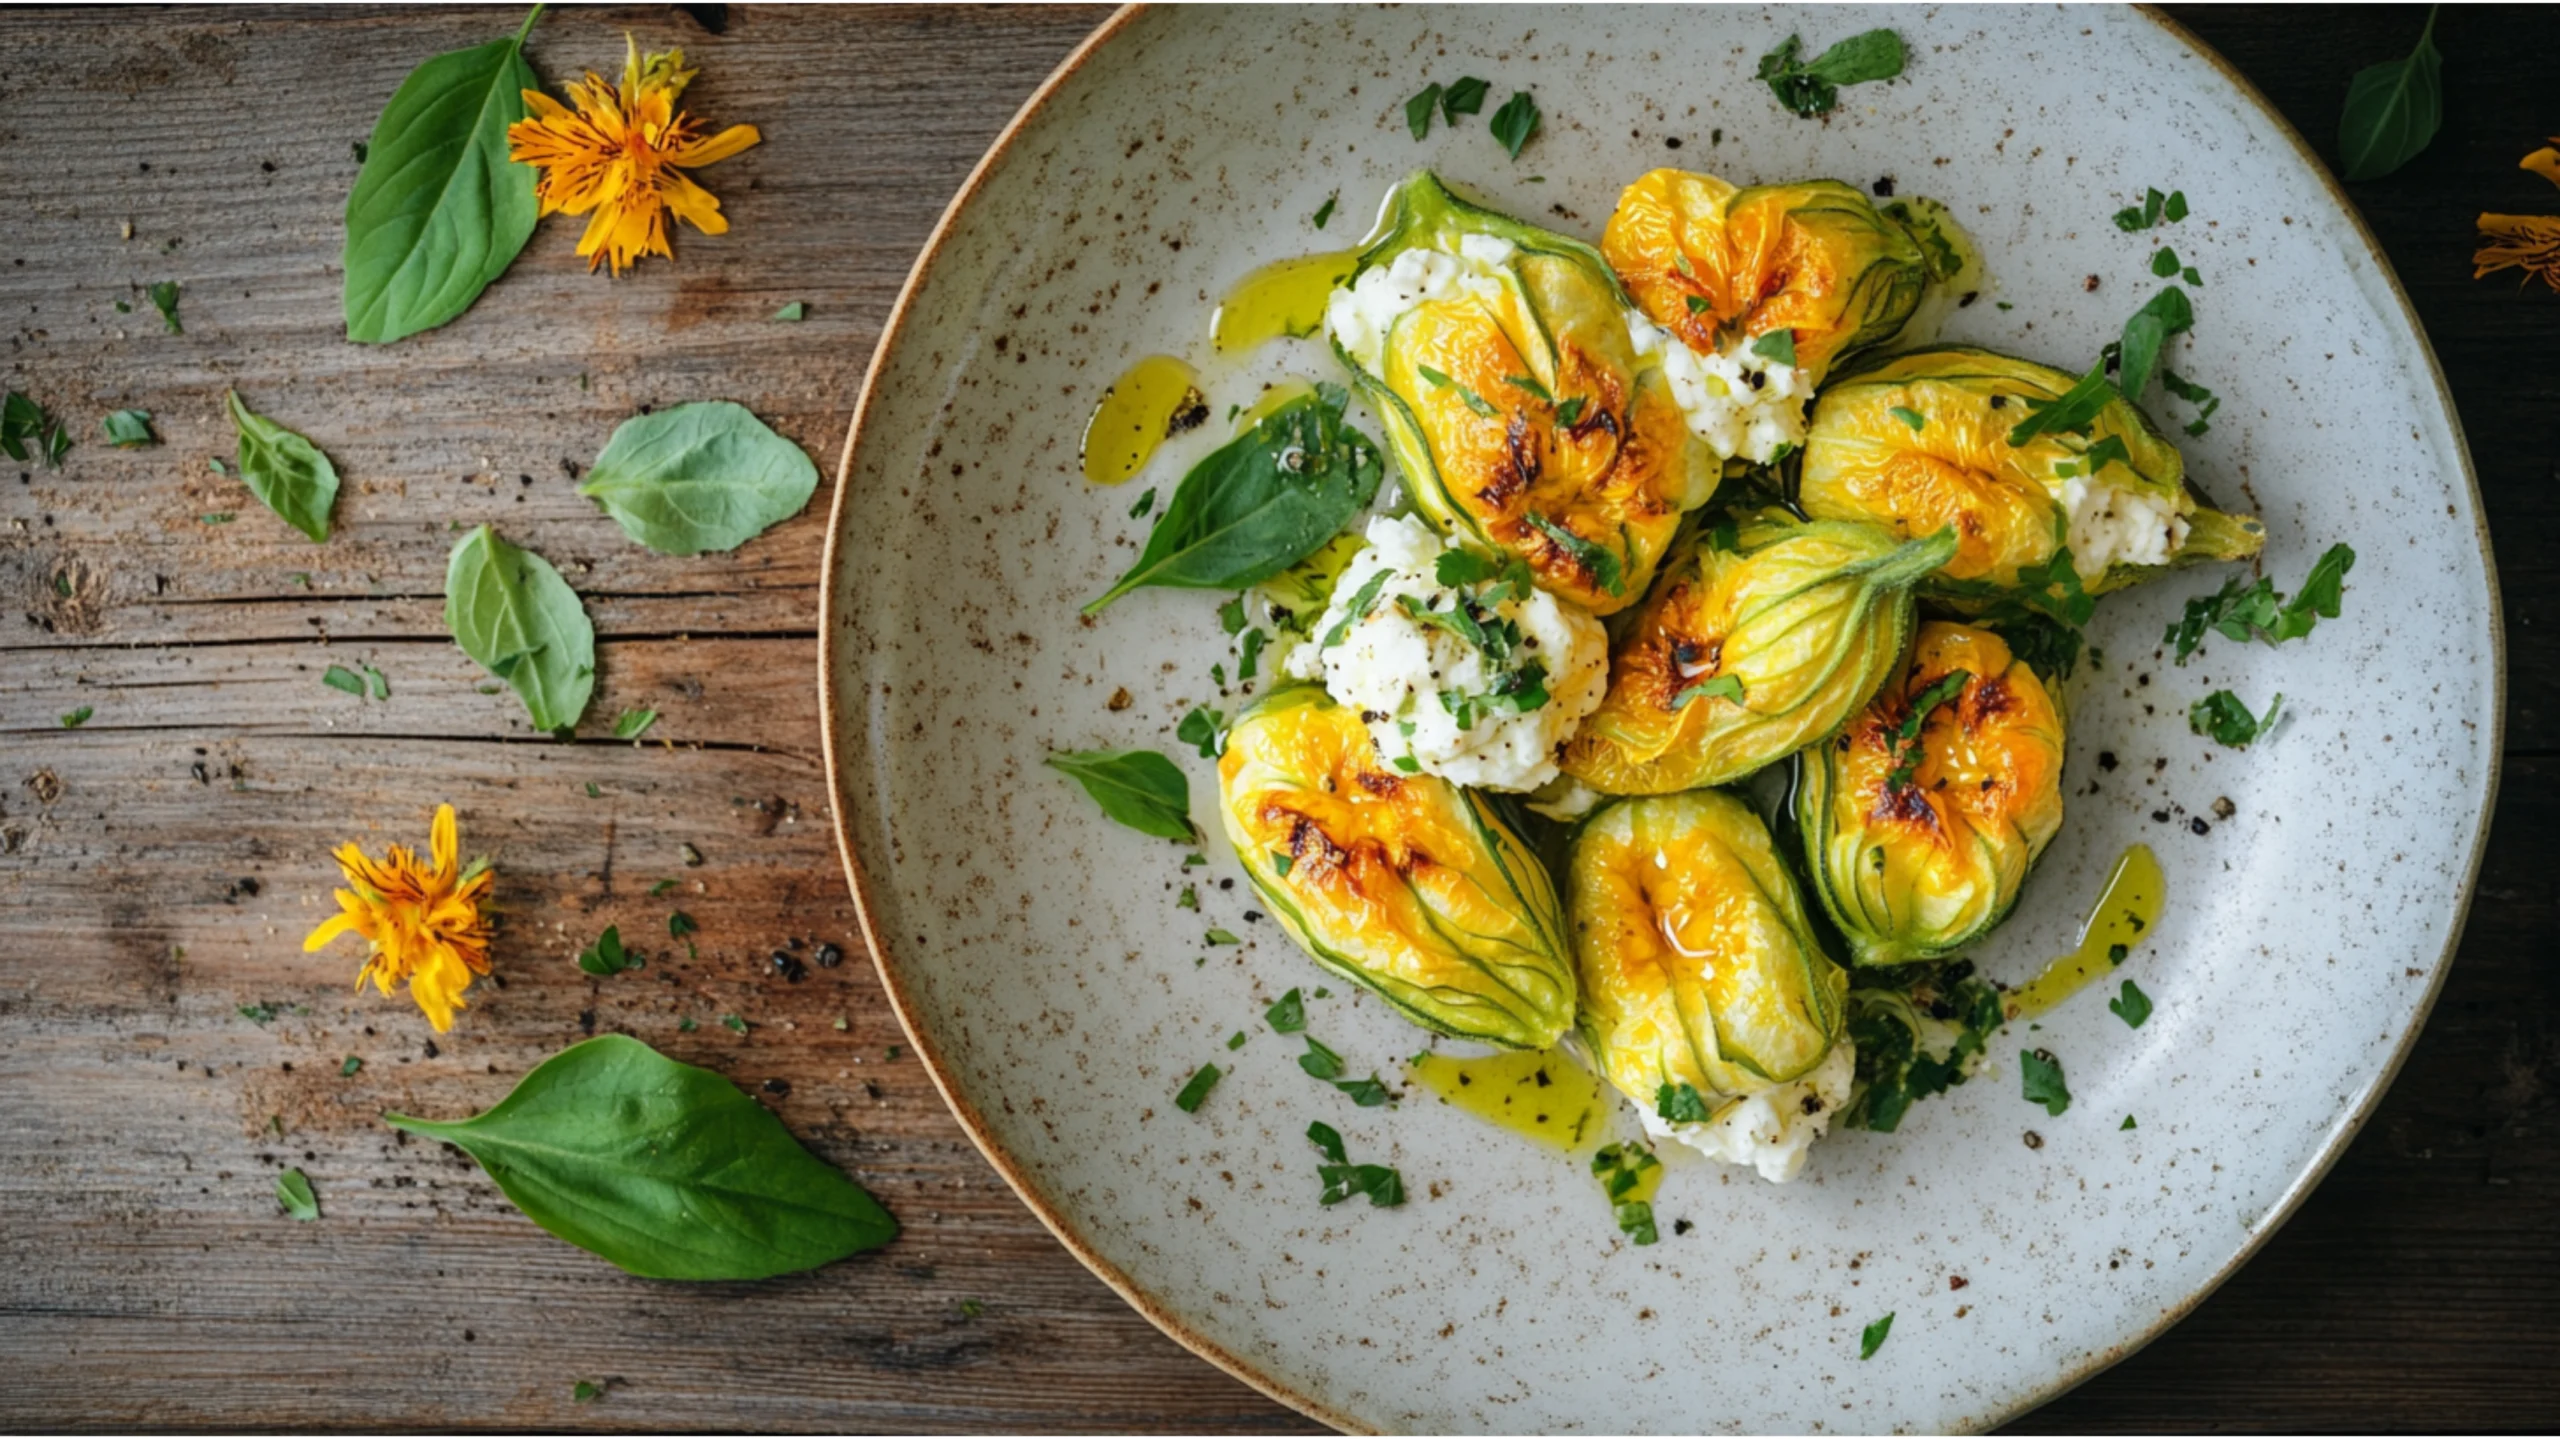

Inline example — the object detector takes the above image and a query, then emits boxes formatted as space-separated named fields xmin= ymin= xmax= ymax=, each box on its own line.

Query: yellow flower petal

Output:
xmin=659 ymin=167 xmax=729 ymax=236
xmin=2524 ymin=146 xmax=2560 ymax=191
xmin=672 ymin=123 xmax=760 ymax=169
xmin=2475 ymin=212 xmax=2560 ymax=291
xmin=303 ymin=911 xmax=362 ymax=953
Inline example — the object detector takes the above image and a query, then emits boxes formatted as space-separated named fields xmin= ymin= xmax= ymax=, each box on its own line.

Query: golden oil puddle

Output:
xmin=1080 ymin=354 xmax=1205 ymax=486
xmin=2005 ymin=843 xmax=2165 ymax=1020
xmin=1210 ymin=249 xmax=1359 ymax=355
xmin=1405 ymin=1048 xmax=1612 ymax=1152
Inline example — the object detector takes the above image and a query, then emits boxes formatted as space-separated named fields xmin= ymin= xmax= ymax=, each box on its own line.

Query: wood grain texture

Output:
xmin=0 ymin=3 xmax=2550 ymax=1431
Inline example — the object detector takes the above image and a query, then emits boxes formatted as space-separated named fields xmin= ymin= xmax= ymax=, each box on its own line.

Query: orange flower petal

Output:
xmin=2523 ymin=147 xmax=2560 ymax=191
xmin=659 ymin=168 xmax=729 ymax=236
xmin=672 ymin=123 xmax=760 ymax=169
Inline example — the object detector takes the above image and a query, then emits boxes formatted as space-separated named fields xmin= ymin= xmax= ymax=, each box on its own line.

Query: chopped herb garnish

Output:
xmin=1127 ymin=486 xmax=1156 ymax=519
xmin=102 ymin=409 xmax=156 ymax=447
xmin=2005 ymin=361 xmax=2116 ymax=445
xmin=149 ymin=280 xmax=183 ymax=334
xmin=276 ymin=1168 xmax=319 ymax=1222
xmin=1270 ymin=850 xmax=1293 ymax=878
xmin=1669 ymin=673 xmax=1744 ymax=711
xmin=1320 ymin=568 xmax=1395 ymax=651
xmin=1265 ymin=988 xmax=1307 ymax=1033
xmin=238 ymin=1003 xmax=279 ymax=1024
xmin=576 ymin=925 xmax=643 ymax=977
xmin=1176 ymin=705 xmax=1225 ymax=759
xmin=1523 ymin=511 xmax=1624 ymax=596
xmin=341 ymin=1056 xmax=363 ymax=1077
xmin=2189 ymin=689 xmax=2282 ymax=748
xmin=1591 ymin=1143 xmax=1660 ymax=1245
xmin=1488 ymin=91 xmax=1540 ymax=159
xmin=1226 ymin=1031 xmax=1247 ymax=1050
xmin=1204 ymin=927 xmax=1241 ymax=946
xmin=2165 ymin=543 xmax=2354 ymax=662
xmin=1685 ymin=294 xmax=1711 ymax=315
xmin=1307 ymin=1121 xmax=1405 ymax=1207
xmin=1655 ymin=1082 xmax=1711 ymax=1124
xmin=2151 ymin=246 xmax=2181 ymax=278
xmin=2115 ymin=284 xmax=2195 ymax=401
xmin=1554 ymin=395 xmax=1587 ymax=426
xmin=722 ymin=1014 xmax=748 ymax=1034
xmin=1331 ymin=1074 xmax=1395 ymax=1108
xmin=1502 ymin=373 xmax=1553 ymax=403
xmin=2122 ymin=1114 xmax=2139 ymax=1131
xmin=59 ymin=706 xmax=93 ymax=729
xmin=1406 ymin=83 xmax=1444 ymax=140
xmin=1750 ymin=328 xmax=1798 ymax=367
xmin=2020 ymin=1048 xmax=2071 ymax=1116
xmin=2108 ymin=979 xmax=2153 ymax=1029
xmin=363 ymin=663 xmax=390 ymax=700
xmin=1218 ymin=595 xmax=1248 ymax=634
xmin=1889 ymin=405 xmax=1926 ymax=431
xmin=1860 ymin=1312 xmax=1895 ymax=1360
xmin=1756 ymin=28 xmax=1906 ymax=117
xmin=2112 ymin=186 xmax=2185 ymax=232
xmin=572 ymin=1381 xmax=601 ymax=1403
xmin=322 ymin=664 xmax=367 ymax=697
xmin=1312 ymin=192 xmax=1337 ymax=229
xmin=612 ymin=708 xmax=658 ymax=740
xmin=1299 ymin=1036 xmax=1343 ymax=1080
xmin=668 ymin=910 xmax=697 ymax=938
xmin=1884 ymin=670 xmax=1972 ymax=791
xmin=1416 ymin=364 xmax=1501 ymax=419
xmin=1045 ymin=748 xmax=1195 ymax=841
xmin=1182 ymin=851 xmax=1209 ymax=868
xmin=1441 ymin=75 xmax=1490 ymax=120
xmin=1176 ymin=884 xmax=1198 ymax=910
xmin=1173 ymin=1063 xmax=1222 ymax=1113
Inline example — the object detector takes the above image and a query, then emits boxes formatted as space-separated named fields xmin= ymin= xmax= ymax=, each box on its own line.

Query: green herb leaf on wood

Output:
xmin=445 ymin=524 xmax=596 ymax=735
xmin=578 ymin=401 xmax=820 ymax=555
xmin=2338 ymin=7 xmax=2443 ymax=182
xmin=576 ymin=925 xmax=643 ymax=976
xmin=149 ymin=281 xmax=183 ymax=335
xmin=384 ymin=1035 xmax=897 ymax=1279
xmin=226 ymin=390 xmax=341 ymax=543
xmin=60 ymin=706 xmax=93 ymax=729
xmin=1042 ymin=748 xmax=1194 ymax=841
xmin=612 ymin=708 xmax=659 ymax=740
xmin=342 ymin=9 xmax=543 ymax=343
xmin=102 ymin=409 xmax=156 ymax=447
xmin=322 ymin=664 xmax=368 ymax=697
xmin=276 ymin=1167 xmax=320 ymax=1222
xmin=771 ymin=301 xmax=805 ymax=322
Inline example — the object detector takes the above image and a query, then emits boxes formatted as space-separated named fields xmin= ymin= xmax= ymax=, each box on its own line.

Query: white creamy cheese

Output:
xmin=1284 ymin=514 xmax=1608 ymax=792
xmin=1324 ymin=234 xmax=1518 ymax=375
xmin=1627 ymin=314 xmax=1814 ymax=465
xmin=2057 ymin=476 xmax=2189 ymax=580
xmin=1637 ymin=1039 xmax=1856 ymax=1185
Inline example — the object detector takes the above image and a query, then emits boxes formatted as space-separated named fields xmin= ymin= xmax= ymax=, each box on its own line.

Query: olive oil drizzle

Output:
xmin=1080 ymin=354 xmax=1204 ymax=486
xmin=1210 ymin=249 xmax=1360 ymax=355
xmin=1405 ymin=1049 xmax=1612 ymax=1152
xmin=2005 ymin=843 xmax=2165 ymax=1020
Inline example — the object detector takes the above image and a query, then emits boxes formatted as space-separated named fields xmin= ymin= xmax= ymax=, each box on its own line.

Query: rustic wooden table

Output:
xmin=1 ymin=4 xmax=2550 ymax=1431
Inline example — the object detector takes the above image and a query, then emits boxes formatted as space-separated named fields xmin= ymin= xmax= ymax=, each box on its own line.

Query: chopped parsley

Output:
xmin=1265 ymin=987 xmax=1307 ymax=1033
xmin=1591 ymin=1143 xmax=1660 ymax=1245
xmin=1655 ymin=1082 xmax=1711 ymax=1124
xmin=2189 ymin=689 xmax=2282 ymax=748
xmin=1226 ymin=1031 xmax=1247 ymax=1050
xmin=1319 ymin=569 xmax=1394 ymax=651
xmin=2151 ymin=245 xmax=2181 ymax=278
xmin=2020 ymin=1048 xmax=2071 ymax=1116
xmin=2112 ymin=187 xmax=2187 ymax=232
xmin=2122 ymin=1114 xmax=2139 ymax=1131
xmin=1523 ymin=511 xmax=1625 ymax=595
xmin=2160 ymin=368 xmax=2221 ymax=435
xmin=1176 ymin=705 xmax=1224 ymax=759
xmin=1884 ymin=669 xmax=1972 ymax=791
xmin=1173 ymin=1063 xmax=1221 ymax=1113
xmin=1307 ymin=1121 xmax=1405 ymax=1207
xmin=2108 ymin=979 xmax=2153 ymax=1029
xmin=1176 ymin=885 xmax=1198 ymax=911
xmin=2005 ymin=361 xmax=2116 ymax=445
xmin=2115 ymin=284 xmax=2195 ymax=400
xmin=1860 ymin=1312 xmax=1895 ymax=1360
xmin=1204 ymin=928 xmax=1240 ymax=946
xmin=2164 ymin=543 xmax=2355 ymax=662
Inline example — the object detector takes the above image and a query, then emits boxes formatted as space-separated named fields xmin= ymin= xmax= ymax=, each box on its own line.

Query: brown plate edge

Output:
xmin=814 ymin=5 xmax=2509 ymax=1433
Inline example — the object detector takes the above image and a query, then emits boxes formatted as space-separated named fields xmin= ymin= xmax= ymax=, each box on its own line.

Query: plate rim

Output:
xmin=814 ymin=6 xmax=2507 ymax=1431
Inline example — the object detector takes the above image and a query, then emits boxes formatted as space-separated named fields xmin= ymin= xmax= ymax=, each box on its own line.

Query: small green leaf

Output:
xmin=1750 ymin=328 xmax=1798 ymax=367
xmin=1888 ymin=405 xmax=1926 ymax=431
xmin=2115 ymin=285 xmax=2194 ymax=402
xmin=668 ymin=910 xmax=697 ymax=938
xmin=1266 ymin=988 xmax=1307 ymax=1034
xmin=2020 ymin=1048 xmax=2071 ymax=1116
xmin=2338 ymin=8 xmax=2443 ymax=182
xmin=363 ymin=663 xmax=390 ymax=700
xmin=2109 ymin=979 xmax=2153 ymax=1029
xmin=322 ymin=665 xmax=367 ymax=697
xmin=341 ymin=1056 xmax=363 ymax=1077
xmin=1655 ymin=1082 xmax=1711 ymax=1123
xmin=2151 ymin=246 xmax=2180 ymax=278
xmin=1668 ymin=673 xmax=1744 ymax=711
xmin=1173 ymin=1063 xmax=1222 ymax=1113
xmin=342 ymin=13 xmax=543 ymax=343
xmin=577 ymin=925 xmax=642 ymax=977
xmin=59 ymin=706 xmax=93 ymax=729
xmin=1522 ymin=511 xmax=1623 ymax=596
xmin=445 ymin=525 xmax=596 ymax=734
xmin=384 ymin=1035 xmax=896 ymax=1279
xmin=571 ymin=1381 xmax=601 ymax=1404
xmin=771 ymin=301 xmax=805 ymax=322
xmin=579 ymin=402 xmax=820 ymax=556
xmin=722 ymin=1014 xmax=749 ymax=1034
xmin=1489 ymin=91 xmax=1541 ymax=159
xmin=226 ymin=390 xmax=341 ymax=542
xmin=1859 ymin=1312 xmax=1895 ymax=1360
xmin=1312 ymin=192 xmax=1337 ymax=230
xmin=2190 ymin=689 xmax=2282 ymax=748
xmin=276 ymin=1168 xmax=319 ymax=1221
xmin=149 ymin=281 xmax=183 ymax=334
xmin=1441 ymin=76 xmax=1490 ymax=120
xmin=1226 ymin=1031 xmax=1247 ymax=1050
xmin=613 ymin=708 xmax=659 ymax=741
xmin=1127 ymin=487 xmax=1156 ymax=519
xmin=1204 ymin=928 xmax=1241 ymax=946
xmin=1406 ymin=83 xmax=1443 ymax=140
xmin=102 ymin=409 xmax=156 ymax=447
xmin=1044 ymin=748 xmax=1194 ymax=841
xmin=2122 ymin=1114 xmax=2138 ymax=1131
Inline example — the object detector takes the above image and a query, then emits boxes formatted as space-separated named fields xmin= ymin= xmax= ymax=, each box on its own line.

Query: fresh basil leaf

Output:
xmin=1442 ymin=76 xmax=1490 ymax=120
xmin=147 ymin=281 xmax=183 ymax=334
xmin=343 ymin=11 xmax=542 ymax=343
xmin=2338 ymin=8 xmax=2443 ymax=182
xmin=1523 ymin=511 xmax=1624 ymax=596
xmin=1489 ymin=91 xmax=1540 ymax=159
xmin=446 ymin=525 xmax=594 ymax=734
xmin=1860 ymin=1312 xmax=1895 ymax=1360
xmin=2020 ymin=1048 xmax=2071 ymax=1116
xmin=1176 ymin=706 xmax=1224 ymax=759
xmin=1173 ymin=1063 xmax=1221 ymax=1113
xmin=1759 ymin=28 xmax=1904 ymax=117
xmin=1043 ymin=747 xmax=1194 ymax=841
xmin=2108 ymin=979 xmax=2153 ymax=1029
xmin=1087 ymin=385 xmax=1381 ymax=613
xmin=578 ymin=401 xmax=819 ymax=556
xmin=276 ymin=1167 xmax=320 ymax=1222
xmin=2275 ymin=543 xmax=2356 ymax=640
xmin=2189 ymin=689 xmax=2282 ymax=748
xmin=60 ymin=706 xmax=93 ymax=729
xmin=227 ymin=390 xmax=341 ymax=543
xmin=1306 ymin=1120 xmax=1346 ymax=1164
xmin=2115 ymin=285 xmax=2193 ymax=402
xmin=322 ymin=664 xmax=367 ymax=697
xmin=385 ymin=1034 xmax=898 ymax=1279
xmin=1238 ymin=627 xmax=1267 ymax=681
xmin=1406 ymin=83 xmax=1443 ymax=140
xmin=1751 ymin=329 xmax=1798 ymax=367
xmin=576 ymin=925 xmax=642 ymax=977
xmin=1655 ymin=1082 xmax=1711 ymax=1124
xmin=102 ymin=409 xmax=156 ymax=447
xmin=2151 ymin=246 xmax=2180 ymax=278
xmin=1299 ymin=1036 xmax=1345 ymax=1081
xmin=1266 ymin=988 xmax=1307 ymax=1034
xmin=2005 ymin=361 xmax=2115 ymax=446
xmin=772 ymin=301 xmax=805 ymax=322
xmin=612 ymin=708 xmax=658 ymax=740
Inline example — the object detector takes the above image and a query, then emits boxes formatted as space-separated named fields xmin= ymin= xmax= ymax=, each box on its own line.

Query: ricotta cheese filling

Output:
xmin=1325 ymin=233 xmax=1520 ymax=376
xmin=1636 ymin=1039 xmax=1856 ymax=1185
xmin=1285 ymin=514 xmax=1608 ymax=792
xmin=1627 ymin=313 xmax=1814 ymax=465
xmin=2057 ymin=475 xmax=2189 ymax=580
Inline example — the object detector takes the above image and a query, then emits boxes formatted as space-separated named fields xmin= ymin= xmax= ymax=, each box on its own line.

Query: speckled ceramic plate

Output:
xmin=820 ymin=6 xmax=2501 ymax=1431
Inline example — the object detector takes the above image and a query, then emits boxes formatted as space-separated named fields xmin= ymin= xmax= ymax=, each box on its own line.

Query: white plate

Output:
xmin=820 ymin=6 xmax=2502 ymax=1431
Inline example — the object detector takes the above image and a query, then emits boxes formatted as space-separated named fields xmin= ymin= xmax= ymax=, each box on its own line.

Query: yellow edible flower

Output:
xmin=304 ymin=804 xmax=495 ymax=1032
xmin=2474 ymin=213 xmax=2560 ymax=293
xmin=506 ymin=35 xmax=761 ymax=275
xmin=2522 ymin=141 xmax=2560 ymax=191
